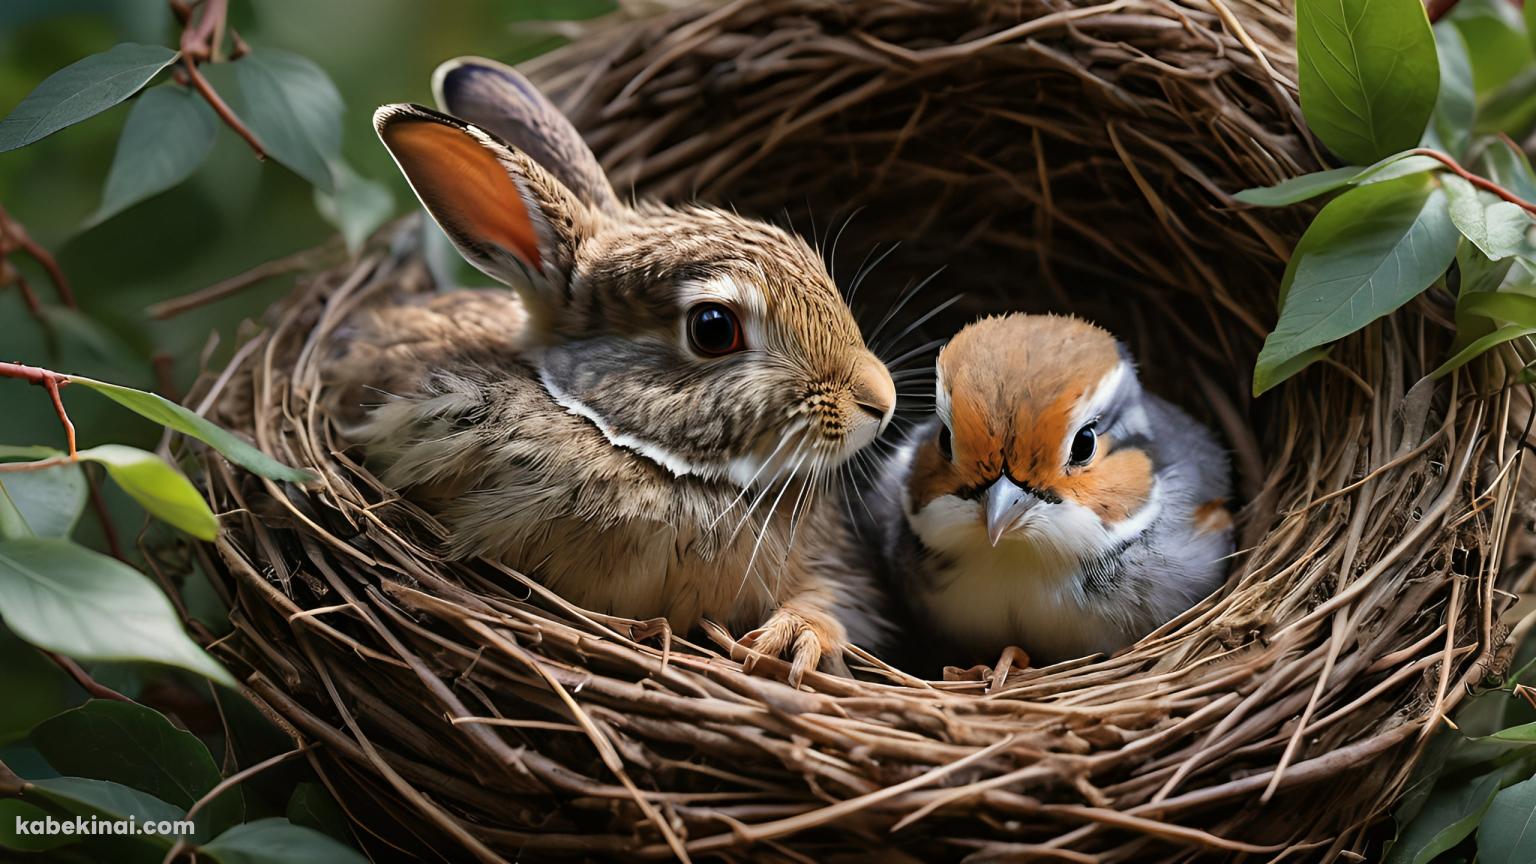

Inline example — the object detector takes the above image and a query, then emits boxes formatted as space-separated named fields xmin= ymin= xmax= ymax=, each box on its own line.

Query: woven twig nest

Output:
xmin=171 ymin=0 xmax=1532 ymax=860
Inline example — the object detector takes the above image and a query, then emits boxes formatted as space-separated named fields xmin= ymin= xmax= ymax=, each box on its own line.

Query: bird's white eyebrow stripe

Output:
xmin=934 ymin=362 xmax=951 ymax=429
xmin=1072 ymin=361 xmax=1129 ymax=430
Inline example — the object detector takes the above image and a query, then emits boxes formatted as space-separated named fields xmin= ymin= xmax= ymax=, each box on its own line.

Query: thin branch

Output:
xmin=42 ymin=375 xmax=76 ymax=457
xmin=161 ymin=744 xmax=316 ymax=864
xmin=0 ymin=203 xmax=75 ymax=307
xmin=85 ymin=464 xmax=127 ymax=561
xmin=174 ymin=0 xmax=265 ymax=159
xmin=45 ymin=651 xmax=134 ymax=703
xmin=146 ymin=240 xmax=339 ymax=319
xmin=0 ymin=456 xmax=75 ymax=474
xmin=1410 ymin=148 xmax=1536 ymax=215
xmin=181 ymin=61 xmax=264 ymax=159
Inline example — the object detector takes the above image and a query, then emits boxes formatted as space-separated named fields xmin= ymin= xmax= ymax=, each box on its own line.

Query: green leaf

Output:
xmin=1254 ymin=174 xmax=1459 ymax=394
xmin=0 ymin=798 xmax=78 ymax=852
xmin=314 ymin=161 xmax=393 ymax=254
xmin=1459 ymin=291 xmax=1536 ymax=327
xmin=1483 ymin=139 xmax=1536 ymax=204
xmin=234 ymin=49 xmax=343 ymax=192
xmin=1480 ymin=775 xmax=1536 ymax=864
xmin=1429 ymin=23 xmax=1475 ymax=157
xmin=75 ymin=444 xmax=218 ymax=541
xmin=203 ymin=818 xmax=368 ymax=864
xmin=25 ymin=776 xmax=189 ymax=864
xmin=1233 ymin=155 xmax=1440 ymax=207
xmin=86 ymin=83 xmax=217 ymax=227
xmin=1528 ymin=0 xmax=1536 ymax=56
xmin=1479 ymin=67 xmax=1536 ymax=139
xmin=27 ymin=776 xmax=187 ymax=835
xmin=1453 ymin=241 xmax=1516 ymax=347
xmin=0 ymin=43 xmax=179 ymax=153
xmin=32 ymin=700 xmax=242 ymax=839
xmin=1483 ymin=720 xmax=1536 ymax=742
xmin=1451 ymin=0 xmax=1534 ymax=97
xmin=70 ymin=376 xmax=315 ymax=484
xmin=1443 ymin=174 xmax=1536 ymax=261
xmin=1432 ymin=325 xmax=1536 ymax=378
xmin=1393 ymin=732 xmax=1458 ymax=841
xmin=1386 ymin=768 xmax=1506 ymax=864
xmin=285 ymin=783 xmax=351 ymax=844
xmin=0 ymin=537 xmax=235 ymax=686
xmin=0 ymin=459 xmax=86 ymax=539
xmin=1295 ymin=0 xmax=1439 ymax=165
xmin=1458 ymin=242 xmax=1517 ymax=297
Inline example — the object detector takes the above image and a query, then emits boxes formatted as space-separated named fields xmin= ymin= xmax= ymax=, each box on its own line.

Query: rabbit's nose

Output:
xmin=852 ymin=355 xmax=896 ymax=433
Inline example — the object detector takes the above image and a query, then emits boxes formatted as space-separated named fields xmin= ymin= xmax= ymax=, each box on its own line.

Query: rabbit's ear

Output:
xmin=432 ymin=56 xmax=618 ymax=212
xmin=375 ymin=103 xmax=592 ymax=291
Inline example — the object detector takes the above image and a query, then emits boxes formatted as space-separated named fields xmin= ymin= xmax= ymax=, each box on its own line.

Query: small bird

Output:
xmin=867 ymin=313 xmax=1233 ymax=665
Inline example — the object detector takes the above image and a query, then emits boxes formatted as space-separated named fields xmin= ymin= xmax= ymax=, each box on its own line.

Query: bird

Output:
xmin=864 ymin=313 xmax=1233 ymax=666
xmin=326 ymin=57 xmax=896 ymax=684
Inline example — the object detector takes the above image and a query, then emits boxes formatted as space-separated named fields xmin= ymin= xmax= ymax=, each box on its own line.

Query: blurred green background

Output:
xmin=0 ymin=0 xmax=608 ymax=474
xmin=0 ymin=0 xmax=608 ymax=773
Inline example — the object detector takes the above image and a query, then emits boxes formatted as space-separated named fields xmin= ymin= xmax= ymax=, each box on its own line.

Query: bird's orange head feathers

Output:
xmin=909 ymin=314 xmax=1155 ymax=528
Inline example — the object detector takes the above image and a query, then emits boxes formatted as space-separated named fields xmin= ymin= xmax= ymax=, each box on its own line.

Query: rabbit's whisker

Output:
xmin=882 ymin=338 xmax=949 ymax=374
xmin=779 ymin=459 xmax=824 ymax=601
xmin=706 ymin=422 xmax=807 ymax=531
xmin=727 ymin=434 xmax=810 ymax=544
xmin=874 ymin=293 xmax=962 ymax=359
xmin=827 ymin=205 xmax=866 ymax=289
xmin=866 ymin=266 xmax=945 ymax=349
xmin=736 ymin=447 xmax=810 ymax=604
xmin=846 ymin=241 xmax=900 ymax=306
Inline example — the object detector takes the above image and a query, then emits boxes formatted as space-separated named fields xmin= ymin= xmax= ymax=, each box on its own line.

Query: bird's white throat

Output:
xmin=907 ymin=481 xmax=1164 ymax=659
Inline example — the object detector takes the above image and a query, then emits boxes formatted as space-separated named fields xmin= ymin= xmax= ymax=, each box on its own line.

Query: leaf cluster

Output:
xmin=1240 ymin=0 xmax=1536 ymax=395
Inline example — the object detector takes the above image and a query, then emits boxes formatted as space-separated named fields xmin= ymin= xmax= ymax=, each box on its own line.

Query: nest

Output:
xmin=169 ymin=0 xmax=1534 ymax=860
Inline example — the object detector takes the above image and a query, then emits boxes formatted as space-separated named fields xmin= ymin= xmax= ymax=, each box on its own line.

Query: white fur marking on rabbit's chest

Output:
xmin=537 ymin=366 xmax=730 ymax=481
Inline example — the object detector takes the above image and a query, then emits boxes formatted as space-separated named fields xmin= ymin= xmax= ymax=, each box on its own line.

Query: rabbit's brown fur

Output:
xmin=326 ymin=58 xmax=895 ymax=682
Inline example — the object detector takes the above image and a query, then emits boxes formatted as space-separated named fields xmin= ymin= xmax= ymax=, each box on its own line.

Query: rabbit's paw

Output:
xmin=738 ymin=604 xmax=850 ymax=687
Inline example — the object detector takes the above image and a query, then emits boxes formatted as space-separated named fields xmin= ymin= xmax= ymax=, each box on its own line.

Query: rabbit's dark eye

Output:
xmin=937 ymin=424 xmax=953 ymax=461
xmin=687 ymin=303 xmax=744 ymax=356
xmin=1069 ymin=423 xmax=1097 ymax=466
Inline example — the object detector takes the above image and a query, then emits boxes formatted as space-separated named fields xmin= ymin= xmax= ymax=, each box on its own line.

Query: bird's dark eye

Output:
xmin=687 ymin=303 xmax=744 ymax=356
xmin=937 ymin=424 xmax=953 ymax=461
xmin=1069 ymin=424 xmax=1097 ymax=465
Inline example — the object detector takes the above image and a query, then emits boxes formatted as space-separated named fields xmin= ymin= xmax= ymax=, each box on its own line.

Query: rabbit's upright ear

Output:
xmin=432 ymin=57 xmax=618 ymax=213
xmin=375 ymin=104 xmax=593 ymax=293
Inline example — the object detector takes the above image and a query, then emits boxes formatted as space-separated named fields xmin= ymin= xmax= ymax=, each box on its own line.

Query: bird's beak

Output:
xmin=985 ymin=476 xmax=1040 ymax=547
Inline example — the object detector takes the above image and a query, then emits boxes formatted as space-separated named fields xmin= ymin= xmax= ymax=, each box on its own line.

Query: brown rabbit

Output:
xmin=329 ymin=57 xmax=896 ymax=683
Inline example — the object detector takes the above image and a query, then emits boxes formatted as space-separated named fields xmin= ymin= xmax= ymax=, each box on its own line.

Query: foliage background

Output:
xmin=0 ymin=1 xmax=1532 ymax=862
xmin=0 ymin=2 xmax=608 ymax=860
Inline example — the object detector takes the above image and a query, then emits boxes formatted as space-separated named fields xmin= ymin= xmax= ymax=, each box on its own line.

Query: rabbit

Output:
xmin=327 ymin=57 xmax=897 ymax=683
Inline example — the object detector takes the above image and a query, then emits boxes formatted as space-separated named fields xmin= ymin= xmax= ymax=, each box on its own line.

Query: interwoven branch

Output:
xmin=169 ymin=1 xmax=1532 ymax=861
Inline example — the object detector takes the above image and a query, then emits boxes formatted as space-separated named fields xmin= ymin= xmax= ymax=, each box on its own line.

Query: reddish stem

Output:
xmin=1409 ymin=148 xmax=1536 ymax=216
xmin=43 ymin=377 xmax=76 ymax=457
xmin=46 ymin=651 xmax=134 ymax=703
xmin=0 ymin=362 xmax=76 ymax=459
xmin=181 ymin=60 xmax=265 ymax=159
xmin=175 ymin=0 xmax=265 ymax=159
xmin=85 ymin=466 xmax=127 ymax=561
xmin=0 ymin=456 xmax=74 ymax=474
xmin=13 ymin=274 xmax=41 ymax=317
xmin=0 ymin=204 xmax=75 ymax=308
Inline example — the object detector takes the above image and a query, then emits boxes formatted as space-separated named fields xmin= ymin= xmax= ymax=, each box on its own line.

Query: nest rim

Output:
xmin=169 ymin=0 xmax=1531 ymax=861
